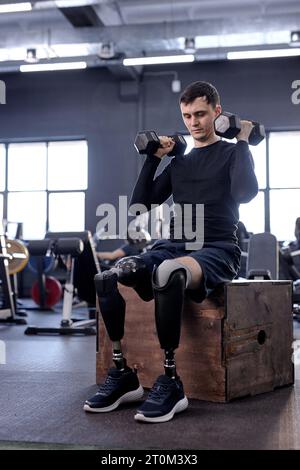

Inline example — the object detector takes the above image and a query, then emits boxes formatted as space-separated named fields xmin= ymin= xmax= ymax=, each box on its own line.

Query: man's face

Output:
xmin=180 ymin=96 xmax=221 ymax=145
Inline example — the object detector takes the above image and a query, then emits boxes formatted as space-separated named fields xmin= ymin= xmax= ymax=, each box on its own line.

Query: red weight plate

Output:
xmin=31 ymin=276 xmax=62 ymax=308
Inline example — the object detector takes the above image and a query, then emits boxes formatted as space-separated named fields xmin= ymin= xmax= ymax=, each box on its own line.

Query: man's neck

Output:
xmin=193 ymin=134 xmax=221 ymax=148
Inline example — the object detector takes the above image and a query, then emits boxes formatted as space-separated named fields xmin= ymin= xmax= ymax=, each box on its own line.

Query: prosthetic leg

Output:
xmin=134 ymin=259 xmax=192 ymax=423
xmin=84 ymin=256 xmax=151 ymax=413
xmin=94 ymin=256 xmax=152 ymax=369
xmin=152 ymin=259 xmax=193 ymax=379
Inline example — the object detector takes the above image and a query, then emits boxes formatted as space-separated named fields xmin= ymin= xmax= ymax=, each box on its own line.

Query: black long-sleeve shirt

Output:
xmin=130 ymin=140 xmax=258 ymax=244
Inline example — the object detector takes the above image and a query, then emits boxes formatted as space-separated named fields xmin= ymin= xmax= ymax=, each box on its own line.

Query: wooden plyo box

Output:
xmin=96 ymin=280 xmax=294 ymax=402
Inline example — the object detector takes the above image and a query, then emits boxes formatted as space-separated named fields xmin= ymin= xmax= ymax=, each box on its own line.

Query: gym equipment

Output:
xmin=25 ymin=231 xmax=99 ymax=335
xmin=214 ymin=112 xmax=265 ymax=146
xmin=0 ymin=233 xmax=28 ymax=324
xmin=279 ymin=247 xmax=300 ymax=319
xmin=26 ymin=239 xmax=57 ymax=310
xmin=1 ymin=239 xmax=29 ymax=276
xmin=2 ymin=220 xmax=27 ymax=317
xmin=28 ymin=255 xmax=56 ymax=275
xmin=134 ymin=131 xmax=187 ymax=157
xmin=4 ymin=221 xmax=23 ymax=240
xmin=31 ymin=276 xmax=62 ymax=309
xmin=246 ymin=232 xmax=278 ymax=280
xmin=45 ymin=231 xmax=100 ymax=306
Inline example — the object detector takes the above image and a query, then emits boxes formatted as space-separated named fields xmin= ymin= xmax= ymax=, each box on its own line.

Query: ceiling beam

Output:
xmin=0 ymin=14 xmax=299 ymax=50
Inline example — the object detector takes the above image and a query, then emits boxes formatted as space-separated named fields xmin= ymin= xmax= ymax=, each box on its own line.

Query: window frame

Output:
xmin=0 ymin=137 xmax=87 ymax=238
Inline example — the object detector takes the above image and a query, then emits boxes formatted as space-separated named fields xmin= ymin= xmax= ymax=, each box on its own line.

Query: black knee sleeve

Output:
xmin=94 ymin=271 xmax=125 ymax=341
xmin=152 ymin=267 xmax=186 ymax=351
xmin=115 ymin=256 xmax=153 ymax=301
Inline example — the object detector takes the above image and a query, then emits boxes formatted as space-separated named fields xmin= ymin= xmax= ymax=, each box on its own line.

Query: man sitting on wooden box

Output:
xmin=84 ymin=81 xmax=259 ymax=423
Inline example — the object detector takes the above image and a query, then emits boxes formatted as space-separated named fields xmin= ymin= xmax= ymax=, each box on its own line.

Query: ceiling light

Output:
xmin=123 ymin=55 xmax=195 ymax=66
xmin=184 ymin=38 xmax=196 ymax=54
xmin=290 ymin=31 xmax=300 ymax=46
xmin=20 ymin=61 xmax=87 ymax=72
xmin=25 ymin=48 xmax=38 ymax=63
xmin=99 ymin=43 xmax=115 ymax=60
xmin=227 ymin=48 xmax=300 ymax=60
xmin=55 ymin=0 xmax=96 ymax=6
xmin=0 ymin=2 xmax=32 ymax=13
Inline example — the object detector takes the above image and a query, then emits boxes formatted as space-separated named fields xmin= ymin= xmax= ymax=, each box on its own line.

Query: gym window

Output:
xmin=269 ymin=131 xmax=300 ymax=241
xmin=239 ymin=141 xmax=266 ymax=235
xmin=0 ymin=194 xmax=3 ymax=222
xmin=1 ymin=139 xmax=88 ymax=239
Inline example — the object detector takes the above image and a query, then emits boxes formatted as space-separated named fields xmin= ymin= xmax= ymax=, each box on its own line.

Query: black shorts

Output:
xmin=140 ymin=239 xmax=241 ymax=303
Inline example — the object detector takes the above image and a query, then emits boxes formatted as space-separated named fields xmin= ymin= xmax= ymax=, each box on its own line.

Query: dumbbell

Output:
xmin=134 ymin=131 xmax=187 ymax=157
xmin=214 ymin=112 xmax=265 ymax=146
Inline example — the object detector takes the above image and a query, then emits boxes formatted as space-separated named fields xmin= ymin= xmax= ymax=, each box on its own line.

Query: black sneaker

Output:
xmin=84 ymin=367 xmax=144 ymax=413
xmin=134 ymin=375 xmax=188 ymax=423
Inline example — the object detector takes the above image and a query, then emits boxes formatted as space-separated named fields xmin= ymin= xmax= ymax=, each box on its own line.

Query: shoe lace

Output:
xmin=98 ymin=374 xmax=120 ymax=394
xmin=147 ymin=381 xmax=171 ymax=402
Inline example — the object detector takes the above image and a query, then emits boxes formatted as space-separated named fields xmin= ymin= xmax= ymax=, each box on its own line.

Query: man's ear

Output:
xmin=214 ymin=104 xmax=222 ymax=116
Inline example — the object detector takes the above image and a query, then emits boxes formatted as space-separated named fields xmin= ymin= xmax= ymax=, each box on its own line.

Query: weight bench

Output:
xmin=96 ymin=280 xmax=294 ymax=402
xmin=25 ymin=233 xmax=99 ymax=336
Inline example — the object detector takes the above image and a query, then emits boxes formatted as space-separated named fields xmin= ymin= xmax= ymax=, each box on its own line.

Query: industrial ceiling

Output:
xmin=0 ymin=0 xmax=299 ymax=74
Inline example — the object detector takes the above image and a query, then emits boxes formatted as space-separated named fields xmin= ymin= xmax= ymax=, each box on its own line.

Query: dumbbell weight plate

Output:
xmin=134 ymin=131 xmax=160 ymax=155
xmin=134 ymin=131 xmax=187 ymax=157
xmin=169 ymin=134 xmax=187 ymax=157
xmin=214 ymin=112 xmax=241 ymax=139
xmin=249 ymin=122 xmax=266 ymax=146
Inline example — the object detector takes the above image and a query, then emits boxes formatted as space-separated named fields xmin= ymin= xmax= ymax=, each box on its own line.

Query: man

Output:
xmin=289 ymin=218 xmax=300 ymax=251
xmin=84 ymin=81 xmax=258 ymax=423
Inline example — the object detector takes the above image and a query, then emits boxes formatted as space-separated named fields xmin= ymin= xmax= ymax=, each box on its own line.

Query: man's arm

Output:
xmin=230 ymin=120 xmax=259 ymax=203
xmin=130 ymin=155 xmax=172 ymax=210
xmin=96 ymin=248 xmax=126 ymax=261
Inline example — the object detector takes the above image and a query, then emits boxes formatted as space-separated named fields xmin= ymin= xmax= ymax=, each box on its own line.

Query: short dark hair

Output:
xmin=179 ymin=81 xmax=220 ymax=108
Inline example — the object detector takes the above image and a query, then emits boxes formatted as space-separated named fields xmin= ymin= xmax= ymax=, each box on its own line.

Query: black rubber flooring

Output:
xmin=0 ymin=302 xmax=300 ymax=450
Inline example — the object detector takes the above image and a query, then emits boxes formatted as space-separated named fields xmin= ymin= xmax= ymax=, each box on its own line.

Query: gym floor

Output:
xmin=0 ymin=301 xmax=300 ymax=450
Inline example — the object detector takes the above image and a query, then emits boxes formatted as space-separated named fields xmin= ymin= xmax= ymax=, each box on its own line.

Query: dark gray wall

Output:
xmin=143 ymin=57 xmax=300 ymax=134
xmin=0 ymin=57 xmax=299 ymax=240
xmin=0 ymin=69 xmax=140 ymax=243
